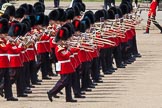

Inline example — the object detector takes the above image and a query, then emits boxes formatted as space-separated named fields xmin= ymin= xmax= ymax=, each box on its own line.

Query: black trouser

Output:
xmin=50 ymin=48 xmax=58 ymax=63
xmin=99 ymin=49 xmax=107 ymax=72
xmin=49 ymin=48 xmax=58 ymax=75
xmin=100 ymin=48 xmax=113 ymax=71
xmin=72 ymin=66 xmax=81 ymax=95
xmin=87 ymin=61 xmax=93 ymax=85
xmin=45 ymin=52 xmax=51 ymax=76
xmin=38 ymin=52 xmax=50 ymax=78
xmin=112 ymin=45 xmax=123 ymax=67
xmin=10 ymin=67 xmax=25 ymax=95
xmin=23 ymin=62 xmax=30 ymax=88
xmin=105 ymin=48 xmax=113 ymax=69
xmin=121 ymin=40 xmax=133 ymax=61
xmin=81 ymin=61 xmax=91 ymax=89
xmin=49 ymin=73 xmax=72 ymax=100
xmin=29 ymin=60 xmax=38 ymax=84
xmin=54 ymin=0 xmax=60 ymax=7
xmin=146 ymin=16 xmax=162 ymax=33
xmin=121 ymin=42 xmax=127 ymax=61
xmin=0 ymin=68 xmax=13 ymax=98
xmin=132 ymin=35 xmax=139 ymax=55
xmin=127 ymin=39 xmax=133 ymax=58
xmin=91 ymin=57 xmax=100 ymax=81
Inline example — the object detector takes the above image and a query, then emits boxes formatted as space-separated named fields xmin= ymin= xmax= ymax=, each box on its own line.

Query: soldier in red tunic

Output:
xmin=145 ymin=0 xmax=162 ymax=34
xmin=0 ymin=18 xmax=18 ymax=101
xmin=7 ymin=22 xmax=29 ymax=97
xmin=48 ymin=9 xmax=60 ymax=76
xmin=35 ymin=13 xmax=52 ymax=80
xmin=47 ymin=27 xmax=77 ymax=102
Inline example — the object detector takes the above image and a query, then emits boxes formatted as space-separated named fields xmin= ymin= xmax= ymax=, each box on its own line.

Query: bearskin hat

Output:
xmin=79 ymin=20 xmax=87 ymax=33
xmin=121 ymin=1 xmax=132 ymax=13
xmin=21 ymin=18 xmax=31 ymax=31
xmin=73 ymin=5 xmax=81 ymax=16
xmin=28 ymin=4 xmax=35 ymax=15
xmin=34 ymin=2 xmax=45 ymax=10
xmin=34 ymin=2 xmax=45 ymax=13
xmin=8 ymin=23 xmax=23 ymax=37
xmin=109 ymin=7 xmax=117 ymax=14
xmin=48 ymin=9 xmax=60 ymax=21
xmin=94 ymin=10 xmax=105 ymax=22
xmin=101 ymin=9 xmax=109 ymax=20
xmin=107 ymin=8 xmax=115 ymax=19
xmin=4 ymin=5 xmax=15 ymax=17
xmin=81 ymin=17 xmax=91 ymax=29
xmin=35 ymin=13 xmax=44 ymax=25
xmin=119 ymin=3 xmax=129 ymax=15
xmin=27 ymin=15 xmax=36 ymax=27
xmin=116 ymin=7 xmax=123 ymax=18
xmin=0 ymin=18 xmax=9 ymax=34
xmin=20 ymin=23 xmax=28 ymax=36
xmin=84 ymin=10 xmax=95 ymax=24
xmin=20 ymin=3 xmax=29 ymax=15
xmin=15 ymin=7 xmax=26 ymax=18
xmin=55 ymin=27 xmax=69 ymax=42
xmin=57 ymin=8 xmax=67 ymax=22
xmin=66 ymin=8 xmax=75 ymax=20
xmin=62 ymin=23 xmax=75 ymax=37
xmin=43 ymin=15 xmax=49 ymax=26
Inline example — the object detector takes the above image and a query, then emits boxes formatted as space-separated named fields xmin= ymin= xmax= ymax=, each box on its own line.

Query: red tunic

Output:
xmin=7 ymin=43 xmax=23 ymax=68
xmin=24 ymin=49 xmax=30 ymax=63
xmin=70 ymin=53 xmax=76 ymax=70
xmin=50 ymin=37 xmax=57 ymax=49
xmin=148 ymin=1 xmax=158 ymax=17
xmin=0 ymin=45 xmax=10 ymax=68
xmin=44 ymin=35 xmax=51 ymax=52
xmin=121 ymin=30 xmax=129 ymax=43
xmin=27 ymin=44 xmax=36 ymax=61
xmin=71 ymin=48 xmax=81 ymax=68
xmin=102 ymin=37 xmax=116 ymax=49
xmin=74 ymin=53 xmax=81 ymax=68
xmin=95 ymin=33 xmax=104 ymax=49
xmin=78 ymin=49 xmax=88 ymax=63
xmin=126 ymin=29 xmax=134 ymax=41
xmin=102 ymin=30 xmax=116 ymax=48
xmin=55 ymin=45 xmax=75 ymax=74
xmin=86 ymin=51 xmax=93 ymax=61
xmin=91 ymin=49 xmax=99 ymax=58
xmin=36 ymin=34 xmax=49 ymax=54
xmin=70 ymin=48 xmax=81 ymax=69
xmin=20 ymin=48 xmax=25 ymax=64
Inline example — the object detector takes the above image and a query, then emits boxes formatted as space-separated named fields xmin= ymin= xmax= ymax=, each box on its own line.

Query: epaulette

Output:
xmin=57 ymin=45 xmax=65 ymax=52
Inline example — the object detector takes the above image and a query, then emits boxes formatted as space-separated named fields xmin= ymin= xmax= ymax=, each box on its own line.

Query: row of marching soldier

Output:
xmin=0 ymin=0 xmax=142 ymax=102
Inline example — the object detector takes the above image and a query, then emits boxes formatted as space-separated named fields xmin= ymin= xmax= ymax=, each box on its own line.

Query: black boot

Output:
xmin=47 ymin=91 xmax=53 ymax=102
xmin=74 ymin=94 xmax=86 ymax=98
xmin=66 ymin=98 xmax=77 ymax=102
xmin=7 ymin=97 xmax=18 ymax=101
